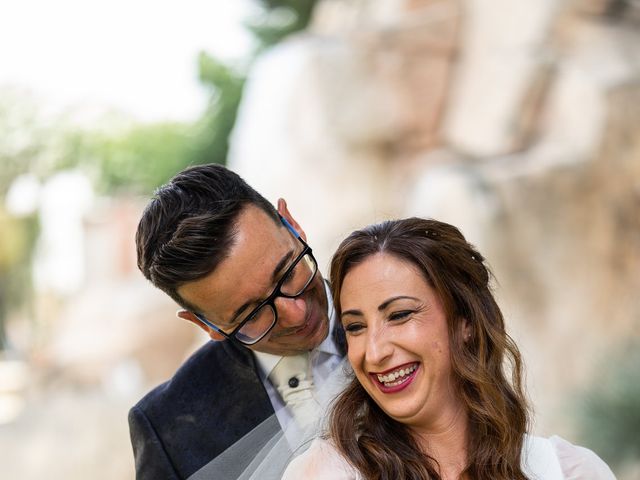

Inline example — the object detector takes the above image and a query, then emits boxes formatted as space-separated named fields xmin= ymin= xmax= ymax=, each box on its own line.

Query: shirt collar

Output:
xmin=317 ymin=281 xmax=339 ymax=356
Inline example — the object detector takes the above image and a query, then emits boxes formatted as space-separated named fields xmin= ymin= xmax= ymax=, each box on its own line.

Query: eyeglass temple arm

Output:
xmin=279 ymin=215 xmax=301 ymax=239
xmin=194 ymin=312 xmax=228 ymax=338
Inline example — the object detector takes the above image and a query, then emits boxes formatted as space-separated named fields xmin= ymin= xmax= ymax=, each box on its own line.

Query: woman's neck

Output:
xmin=412 ymin=404 xmax=469 ymax=480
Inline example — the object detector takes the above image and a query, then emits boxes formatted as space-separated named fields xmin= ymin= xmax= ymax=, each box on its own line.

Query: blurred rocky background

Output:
xmin=1 ymin=0 xmax=639 ymax=478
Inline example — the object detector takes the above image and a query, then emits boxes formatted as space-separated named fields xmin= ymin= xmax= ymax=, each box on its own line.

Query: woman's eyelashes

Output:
xmin=342 ymin=309 xmax=419 ymax=334
xmin=343 ymin=322 xmax=364 ymax=334
xmin=388 ymin=310 xmax=415 ymax=321
xmin=344 ymin=323 xmax=362 ymax=335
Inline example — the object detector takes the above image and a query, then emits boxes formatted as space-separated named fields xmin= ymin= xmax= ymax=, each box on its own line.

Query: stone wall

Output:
xmin=228 ymin=0 xmax=640 ymax=466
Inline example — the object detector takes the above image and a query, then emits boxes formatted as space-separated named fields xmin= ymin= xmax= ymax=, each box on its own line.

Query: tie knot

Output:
xmin=268 ymin=352 xmax=320 ymax=428
xmin=269 ymin=352 xmax=312 ymax=392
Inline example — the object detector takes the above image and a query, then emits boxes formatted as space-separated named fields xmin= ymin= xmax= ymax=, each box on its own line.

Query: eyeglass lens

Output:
xmin=235 ymin=252 xmax=316 ymax=343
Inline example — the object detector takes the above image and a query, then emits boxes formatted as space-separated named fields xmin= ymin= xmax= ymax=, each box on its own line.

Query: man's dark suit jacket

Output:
xmin=129 ymin=339 xmax=274 ymax=479
xmin=129 ymin=325 xmax=346 ymax=479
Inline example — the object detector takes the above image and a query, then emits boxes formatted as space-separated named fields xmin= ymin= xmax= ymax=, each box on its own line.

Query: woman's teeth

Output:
xmin=376 ymin=364 xmax=417 ymax=385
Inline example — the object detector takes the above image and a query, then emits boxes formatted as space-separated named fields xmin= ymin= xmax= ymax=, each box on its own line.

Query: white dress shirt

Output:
xmin=253 ymin=283 xmax=343 ymax=430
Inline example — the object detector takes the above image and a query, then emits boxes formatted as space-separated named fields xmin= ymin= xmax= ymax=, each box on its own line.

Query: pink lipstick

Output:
xmin=369 ymin=362 xmax=420 ymax=394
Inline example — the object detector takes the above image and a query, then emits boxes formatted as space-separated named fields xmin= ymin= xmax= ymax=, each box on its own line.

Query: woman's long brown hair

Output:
xmin=328 ymin=218 xmax=529 ymax=480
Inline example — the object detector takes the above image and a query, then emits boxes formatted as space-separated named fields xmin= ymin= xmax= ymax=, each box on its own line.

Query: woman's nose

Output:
xmin=365 ymin=325 xmax=393 ymax=366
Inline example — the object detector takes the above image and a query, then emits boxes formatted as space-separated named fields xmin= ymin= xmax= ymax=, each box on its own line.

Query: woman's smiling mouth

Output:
xmin=369 ymin=362 xmax=420 ymax=393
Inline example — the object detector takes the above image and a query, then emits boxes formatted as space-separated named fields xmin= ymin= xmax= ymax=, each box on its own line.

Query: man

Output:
xmin=129 ymin=164 xmax=345 ymax=479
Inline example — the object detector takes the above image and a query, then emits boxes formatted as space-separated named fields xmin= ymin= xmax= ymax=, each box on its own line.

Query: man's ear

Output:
xmin=277 ymin=198 xmax=307 ymax=242
xmin=177 ymin=310 xmax=226 ymax=341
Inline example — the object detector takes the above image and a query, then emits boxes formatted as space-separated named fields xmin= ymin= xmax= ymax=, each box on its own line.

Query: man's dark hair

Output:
xmin=136 ymin=164 xmax=279 ymax=311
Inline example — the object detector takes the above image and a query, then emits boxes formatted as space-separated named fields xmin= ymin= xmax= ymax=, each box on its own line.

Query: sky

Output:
xmin=0 ymin=0 xmax=254 ymax=122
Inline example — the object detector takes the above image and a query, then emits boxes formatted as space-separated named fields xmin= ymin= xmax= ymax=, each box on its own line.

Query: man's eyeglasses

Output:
xmin=193 ymin=216 xmax=318 ymax=345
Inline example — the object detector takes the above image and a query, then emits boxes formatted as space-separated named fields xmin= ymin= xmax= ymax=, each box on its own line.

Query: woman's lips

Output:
xmin=369 ymin=362 xmax=420 ymax=394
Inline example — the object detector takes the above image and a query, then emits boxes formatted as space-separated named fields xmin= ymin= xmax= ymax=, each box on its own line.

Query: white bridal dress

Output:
xmin=193 ymin=360 xmax=615 ymax=480
xmin=282 ymin=434 xmax=617 ymax=480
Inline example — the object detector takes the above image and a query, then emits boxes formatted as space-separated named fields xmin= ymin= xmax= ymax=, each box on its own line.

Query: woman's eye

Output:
xmin=389 ymin=310 xmax=413 ymax=321
xmin=344 ymin=323 xmax=364 ymax=334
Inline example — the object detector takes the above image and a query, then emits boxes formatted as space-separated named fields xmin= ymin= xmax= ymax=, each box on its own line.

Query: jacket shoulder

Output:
xmin=129 ymin=341 xmax=274 ymax=479
xmin=134 ymin=341 xmax=238 ymax=410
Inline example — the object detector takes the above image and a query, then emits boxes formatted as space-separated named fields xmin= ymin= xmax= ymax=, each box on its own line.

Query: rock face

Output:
xmin=228 ymin=0 xmax=640 ymax=447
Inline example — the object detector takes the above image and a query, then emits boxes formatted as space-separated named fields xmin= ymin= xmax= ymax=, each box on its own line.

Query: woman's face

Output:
xmin=340 ymin=253 xmax=462 ymax=431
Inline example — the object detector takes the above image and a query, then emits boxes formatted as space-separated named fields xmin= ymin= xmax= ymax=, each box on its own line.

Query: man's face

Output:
xmin=177 ymin=205 xmax=330 ymax=356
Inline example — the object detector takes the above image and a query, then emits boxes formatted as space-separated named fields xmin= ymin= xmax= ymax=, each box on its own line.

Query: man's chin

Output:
xmin=255 ymin=297 xmax=330 ymax=355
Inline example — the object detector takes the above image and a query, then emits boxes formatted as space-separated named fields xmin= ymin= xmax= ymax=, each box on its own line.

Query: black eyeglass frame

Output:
xmin=193 ymin=218 xmax=318 ymax=346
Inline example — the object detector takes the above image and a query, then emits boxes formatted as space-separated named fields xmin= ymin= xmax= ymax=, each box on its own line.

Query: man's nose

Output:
xmin=274 ymin=296 xmax=307 ymax=327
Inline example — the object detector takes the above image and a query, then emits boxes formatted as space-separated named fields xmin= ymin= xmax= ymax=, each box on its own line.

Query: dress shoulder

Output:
xmin=282 ymin=438 xmax=359 ymax=480
xmin=549 ymin=436 xmax=617 ymax=480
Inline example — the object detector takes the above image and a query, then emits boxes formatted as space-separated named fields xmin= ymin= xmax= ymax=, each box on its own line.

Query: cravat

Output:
xmin=268 ymin=352 xmax=320 ymax=428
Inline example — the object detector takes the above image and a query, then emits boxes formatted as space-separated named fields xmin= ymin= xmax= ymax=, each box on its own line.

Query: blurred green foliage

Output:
xmin=575 ymin=340 xmax=640 ymax=469
xmin=246 ymin=0 xmax=318 ymax=49
xmin=0 ymin=0 xmax=320 ymax=349
xmin=0 ymin=89 xmax=54 ymax=195
xmin=61 ymin=122 xmax=197 ymax=194
xmin=191 ymin=53 xmax=246 ymax=169
xmin=0 ymin=89 xmax=47 ymax=349
xmin=0 ymin=209 xmax=38 ymax=348
xmin=57 ymin=0 xmax=319 ymax=194
xmin=60 ymin=52 xmax=248 ymax=195
xmin=189 ymin=0 xmax=319 ymax=171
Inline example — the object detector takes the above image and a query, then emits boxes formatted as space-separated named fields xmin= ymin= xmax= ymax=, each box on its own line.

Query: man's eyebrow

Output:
xmin=271 ymin=249 xmax=295 ymax=283
xmin=227 ymin=249 xmax=296 ymax=326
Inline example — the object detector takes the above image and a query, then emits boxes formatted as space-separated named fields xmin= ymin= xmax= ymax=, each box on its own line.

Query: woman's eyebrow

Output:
xmin=378 ymin=296 xmax=420 ymax=311
xmin=341 ymin=309 xmax=362 ymax=318
xmin=341 ymin=296 xmax=421 ymax=319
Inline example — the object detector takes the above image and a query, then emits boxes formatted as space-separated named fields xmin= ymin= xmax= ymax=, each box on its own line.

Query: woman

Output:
xmin=283 ymin=218 xmax=615 ymax=480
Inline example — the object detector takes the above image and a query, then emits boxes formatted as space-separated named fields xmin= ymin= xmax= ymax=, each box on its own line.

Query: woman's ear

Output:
xmin=461 ymin=319 xmax=472 ymax=343
xmin=277 ymin=198 xmax=307 ymax=242
xmin=177 ymin=310 xmax=226 ymax=341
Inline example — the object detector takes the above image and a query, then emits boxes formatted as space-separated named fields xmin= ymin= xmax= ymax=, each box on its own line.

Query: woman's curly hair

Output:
xmin=328 ymin=218 xmax=529 ymax=480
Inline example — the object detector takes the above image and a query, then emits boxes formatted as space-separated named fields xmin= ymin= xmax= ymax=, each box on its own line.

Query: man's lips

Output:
xmin=270 ymin=303 xmax=320 ymax=339
xmin=293 ymin=307 xmax=321 ymax=337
